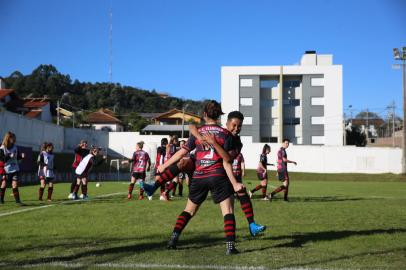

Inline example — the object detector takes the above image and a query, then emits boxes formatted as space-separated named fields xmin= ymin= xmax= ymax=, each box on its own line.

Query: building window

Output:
xmin=311 ymin=136 xmax=324 ymax=144
xmin=283 ymin=118 xmax=300 ymax=125
xmin=240 ymin=79 xmax=253 ymax=87
xmin=283 ymin=99 xmax=300 ymax=106
xmin=311 ymin=116 xmax=324 ymax=125
xmin=240 ymin=98 xmax=253 ymax=106
xmin=260 ymin=100 xmax=277 ymax=107
xmin=260 ymin=137 xmax=278 ymax=143
xmin=283 ymin=80 xmax=301 ymax=88
xmin=260 ymin=79 xmax=278 ymax=89
xmin=244 ymin=117 xmax=253 ymax=125
xmin=311 ymin=97 xmax=324 ymax=106
xmin=240 ymin=136 xmax=253 ymax=142
xmin=311 ymin=77 xmax=324 ymax=86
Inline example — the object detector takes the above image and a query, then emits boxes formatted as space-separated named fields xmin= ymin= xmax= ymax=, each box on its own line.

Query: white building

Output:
xmin=221 ymin=51 xmax=343 ymax=146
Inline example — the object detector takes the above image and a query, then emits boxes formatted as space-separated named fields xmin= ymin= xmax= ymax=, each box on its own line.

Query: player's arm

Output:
xmin=158 ymin=148 xmax=188 ymax=173
xmin=38 ymin=153 xmax=45 ymax=166
xmin=189 ymin=124 xmax=210 ymax=148
xmin=241 ymin=160 xmax=245 ymax=177
xmin=202 ymin=133 xmax=231 ymax=163
xmin=223 ymin=160 xmax=244 ymax=192
xmin=282 ymin=157 xmax=297 ymax=165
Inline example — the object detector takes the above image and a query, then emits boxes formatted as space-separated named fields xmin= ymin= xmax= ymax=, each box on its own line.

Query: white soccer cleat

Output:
xmin=159 ymin=195 xmax=165 ymax=201
xmin=68 ymin=193 xmax=73 ymax=199
xmin=248 ymin=190 xmax=253 ymax=198
xmin=147 ymin=196 xmax=153 ymax=201
xmin=79 ymin=194 xmax=84 ymax=199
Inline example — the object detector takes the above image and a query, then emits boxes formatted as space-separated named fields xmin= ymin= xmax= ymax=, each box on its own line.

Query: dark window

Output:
xmin=260 ymin=80 xmax=278 ymax=89
xmin=260 ymin=100 xmax=276 ymax=107
xmin=283 ymin=118 xmax=300 ymax=125
xmin=260 ymin=137 xmax=278 ymax=143
xmin=283 ymin=80 xmax=301 ymax=88
xmin=283 ymin=99 xmax=300 ymax=106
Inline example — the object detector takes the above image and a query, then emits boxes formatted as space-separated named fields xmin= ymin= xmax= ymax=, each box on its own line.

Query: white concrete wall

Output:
xmin=108 ymin=132 xmax=175 ymax=163
xmin=64 ymin=128 xmax=109 ymax=151
xmin=0 ymin=110 xmax=64 ymax=151
xmin=240 ymin=140 xmax=402 ymax=174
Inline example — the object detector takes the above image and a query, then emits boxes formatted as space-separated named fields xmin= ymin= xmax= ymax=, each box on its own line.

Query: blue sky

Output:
xmin=0 ymin=0 xmax=405 ymax=116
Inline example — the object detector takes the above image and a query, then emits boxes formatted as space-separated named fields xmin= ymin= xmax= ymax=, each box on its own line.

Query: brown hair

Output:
xmin=2 ymin=131 xmax=16 ymax=149
xmin=137 ymin=141 xmax=144 ymax=149
xmin=203 ymin=100 xmax=224 ymax=120
xmin=40 ymin=142 xmax=48 ymax=152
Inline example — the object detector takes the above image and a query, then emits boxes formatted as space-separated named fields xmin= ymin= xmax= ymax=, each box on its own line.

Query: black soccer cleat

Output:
xmin=167 ymin=232 xmax=179 ymax=249
xmin=226 ymin=241 xmax=239 ymax=255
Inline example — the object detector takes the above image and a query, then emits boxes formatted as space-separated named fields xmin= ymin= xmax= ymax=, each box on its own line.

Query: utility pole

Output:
xmin=393 ymin=47 xmax=406 ymax=173
xmin=366 ymin=108 xmax=369 ymax=143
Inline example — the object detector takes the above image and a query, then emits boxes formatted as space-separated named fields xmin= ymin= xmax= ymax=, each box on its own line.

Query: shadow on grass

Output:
xmin=244 ymin=228 xmax=406 ymax=252
xmin=251 ymin=195 xmax=370 ymax=202
xmin=0 ymin=233 xmax=226 ymax=267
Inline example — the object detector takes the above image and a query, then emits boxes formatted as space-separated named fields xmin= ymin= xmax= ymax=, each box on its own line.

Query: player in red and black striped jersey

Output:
xmin=190 ymin=111 xmax=266 ymax=237
xmin=249 ymin=144 xmax=274 ymax=199
xmin=68 ymin=140 xmax=89 ymax=199
xmin=122 ymin=141 xmax=151 ymax=200
xmin=161 ymin=135 xmax=180 ymax=200
xmin=155 ymin=138 xmax=168 ymax=195
xmin=158 ymin=101 xmax=244 ymax=255
xmin=268 ymin=139 xmax=297 ymax=202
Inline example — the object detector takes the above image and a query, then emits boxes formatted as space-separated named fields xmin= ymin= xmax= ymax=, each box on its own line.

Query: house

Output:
xmin=142 ymin=108 xmax=202 ymax=136
xmin=85 ymin=108 xmax=124 ymax=132
xmin=0 ymin=88 xmax=52 ymax=122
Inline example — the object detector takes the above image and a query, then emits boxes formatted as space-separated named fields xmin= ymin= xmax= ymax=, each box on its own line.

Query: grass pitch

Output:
xmin=0 ymin=173 xmax=405 ymax=270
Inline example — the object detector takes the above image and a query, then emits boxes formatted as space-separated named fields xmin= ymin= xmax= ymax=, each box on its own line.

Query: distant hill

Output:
xmin=1 ymin=64 xmax=207 ymax=116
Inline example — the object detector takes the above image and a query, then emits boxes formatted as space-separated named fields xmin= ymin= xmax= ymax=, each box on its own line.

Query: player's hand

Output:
xmin=202 ymin=133 xmax=216 ymax=145
xmin=233 ymin=183 xmax=245 ymax=193
xmin=293 ymin=161 xmax=297 ymax=165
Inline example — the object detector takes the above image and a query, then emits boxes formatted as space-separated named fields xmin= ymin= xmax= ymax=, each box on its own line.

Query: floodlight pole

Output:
xmin=402 ymin=57 xmax=406 ymax=173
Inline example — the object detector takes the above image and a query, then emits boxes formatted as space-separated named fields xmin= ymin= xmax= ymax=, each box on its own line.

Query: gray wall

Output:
xmin=239 ymin=75 xmax=261 ymax=142
xmin=301 ymin=74 xmax=325 ymax=144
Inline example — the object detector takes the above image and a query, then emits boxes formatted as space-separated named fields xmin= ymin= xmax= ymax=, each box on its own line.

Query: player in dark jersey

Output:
xmin=122 ymin=141 xmax=151 ymax=200
xmin=249 ymin=144 xmax=273 ymax=200
xmin=68 ymin=140 xmax=89 ymax=199
xmin=268 ymin=138 xmax=297 ymax=202
xmin=164 ymin=135 xmax=180 ymax=198
xmin=155 ymin=138 xmax=168 ymax=196
xmin=157 ymin=101 xmax=244 ymax=255
xmin=0 ymin=131 xmax=25 ymax=204
xmin=71 ymin=146 xmax=106 ymax=200
xmin=190 ymin=111 xmax=266 ymax=237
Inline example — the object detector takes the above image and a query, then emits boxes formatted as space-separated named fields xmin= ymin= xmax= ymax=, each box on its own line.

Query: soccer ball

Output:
xmin=96 ymin=182 xmax=101 ymax=187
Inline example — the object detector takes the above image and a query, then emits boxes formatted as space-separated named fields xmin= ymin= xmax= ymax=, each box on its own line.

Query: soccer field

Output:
xmin=0 ymin=175 xmax=405 ymax=270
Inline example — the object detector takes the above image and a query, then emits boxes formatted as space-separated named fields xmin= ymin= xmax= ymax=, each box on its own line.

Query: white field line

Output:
xmin=0 ymin=192 xmax=125 ymax=218
xmin=1 ymin=261 xmax=271 ymax=270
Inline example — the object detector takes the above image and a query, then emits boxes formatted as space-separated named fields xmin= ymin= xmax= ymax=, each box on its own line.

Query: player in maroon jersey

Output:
xmin=163 ymin=135 xmax=180 ymax=199
xmin=190 ymin=111 xmax=266 ymax=237
xmin=158 ymin=101 xmax=244 ymax=255
xmin=155 ymin=138 xmax=168 ymax=196
xmin=122 ymin=141 xmax=151 ymax=200
xmin=268 ymin=139 xmax=297 ymax=202
xmin=249 ymin=144 xmax=273 ymax=199
xmin=68 ymin=140 xmax=89 ymax=199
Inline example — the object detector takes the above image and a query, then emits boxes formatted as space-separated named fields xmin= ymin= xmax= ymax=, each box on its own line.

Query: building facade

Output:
xmin=221 ymin=51 xmax=343 ymax=146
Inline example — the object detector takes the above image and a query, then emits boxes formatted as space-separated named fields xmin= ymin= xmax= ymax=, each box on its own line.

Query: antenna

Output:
xmin=109 ymin=2 xmax=113 ymax=82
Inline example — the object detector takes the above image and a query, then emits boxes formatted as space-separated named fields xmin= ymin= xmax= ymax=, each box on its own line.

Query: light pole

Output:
xmin=181 ymin=104 xmax=190 ymax=138
xmin=393 ymin=47 xmax=406 ymax=173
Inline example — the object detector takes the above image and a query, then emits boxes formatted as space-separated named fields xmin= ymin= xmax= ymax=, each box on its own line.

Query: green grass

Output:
xmin=0 ymin=176 xmax=405 ymax=270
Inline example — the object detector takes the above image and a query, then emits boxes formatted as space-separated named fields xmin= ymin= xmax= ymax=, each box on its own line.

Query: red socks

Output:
xmin=238 ymin=193 xmax=254 ymax=224
xmin=224 ymin=214 xmax=236 ymax=242
xmin=173 ymin=211 xmax=192 ymax=234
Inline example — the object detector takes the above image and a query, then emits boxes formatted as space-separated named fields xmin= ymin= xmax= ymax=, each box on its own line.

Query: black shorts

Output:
xmin=132 ymin=172 xmax=146 ymax=180
xmin=278 ymin=170 xmax=289 ymax=181
xmin=45 ymin=177 xmax=54 ymax=183
xmin=4 ymin=172 xmax=19 ymax=182
xmin=188 ymin=175 xmax=233 ymax=205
